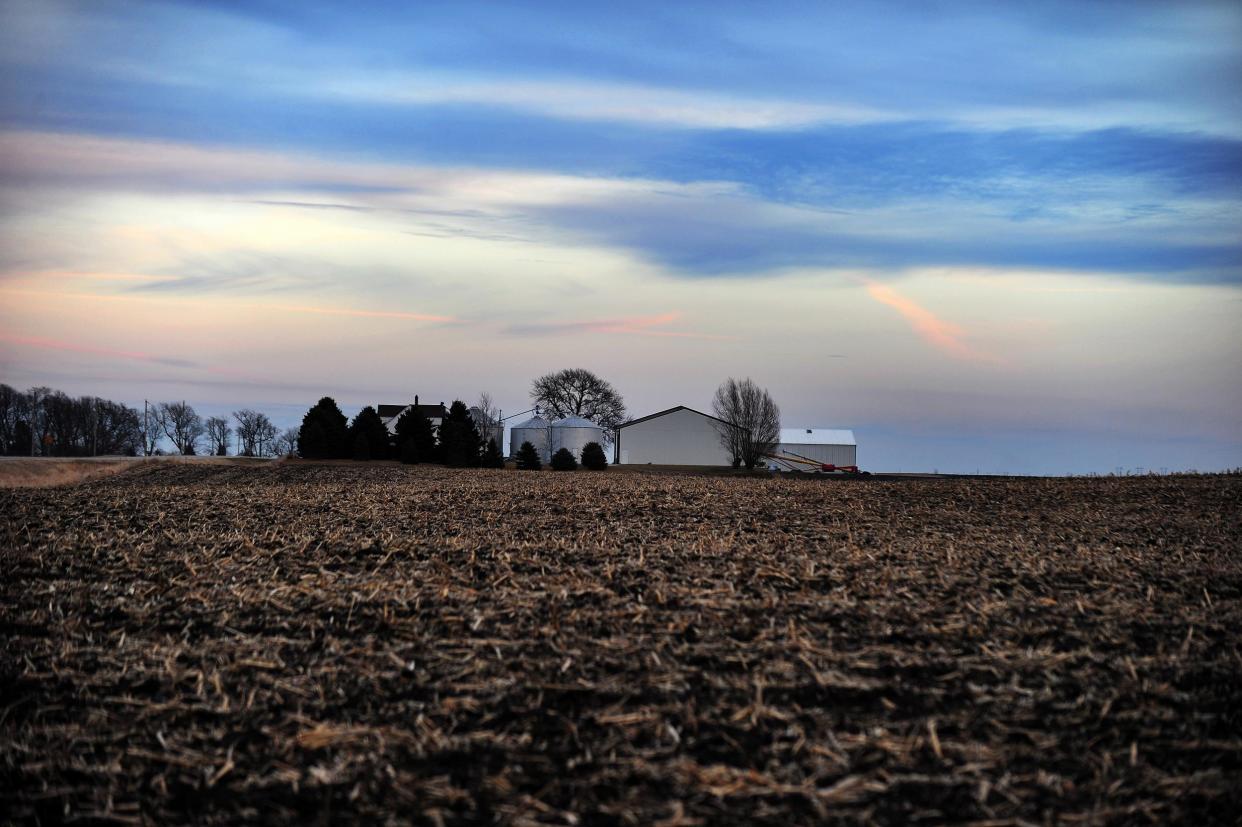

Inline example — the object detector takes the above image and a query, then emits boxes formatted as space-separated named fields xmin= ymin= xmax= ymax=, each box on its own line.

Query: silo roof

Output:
xmin=512 ymin=416 xmax=549 ymax=429
xmin=552 ymin=415 xmax=600 ymax=428
xmin=779 ymin=428 xmax=856 ymax=446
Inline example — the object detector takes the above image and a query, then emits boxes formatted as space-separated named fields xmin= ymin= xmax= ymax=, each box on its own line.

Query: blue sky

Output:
xmin=1 ymin=0 xmax=1239 ymax=472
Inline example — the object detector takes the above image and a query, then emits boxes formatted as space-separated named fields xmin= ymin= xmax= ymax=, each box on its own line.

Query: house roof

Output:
xmin=378 ymin=402 xmax=448 ymax=422
xmin=618 ymin=405 xmax=747 ymax=431
xmin=779 ymin=428 xmax=856 ymax=446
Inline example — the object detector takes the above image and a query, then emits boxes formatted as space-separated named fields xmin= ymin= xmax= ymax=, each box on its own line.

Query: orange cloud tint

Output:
xmin=510 ymin=311 xmax=731 ymax=340
xmin=270 ymin=304 xmax=456 ymax=323
xmin=0 ymin=332 xmax=194 ymax=367
xmin=864 ymin=282 xmax=1001 ymax=364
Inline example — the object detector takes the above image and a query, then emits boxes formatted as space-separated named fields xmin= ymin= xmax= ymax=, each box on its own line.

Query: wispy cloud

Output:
xmin=863 ymin=282 xmax=1002 ymax=364
xmin=0 ymin=332 xmax=198 ymax=368
xmin=271 ymin=304 xmax=455 ymax=323
xmin=506 ymin=311 xmax=729 ymax=340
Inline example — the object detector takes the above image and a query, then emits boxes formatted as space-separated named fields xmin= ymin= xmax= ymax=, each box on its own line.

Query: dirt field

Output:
xmin=2 ymin=464 xmax=1240 ymax=824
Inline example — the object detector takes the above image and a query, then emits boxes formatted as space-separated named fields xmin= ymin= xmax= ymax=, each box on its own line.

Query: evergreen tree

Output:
xmin=551 ymin=447 xmax=578 ymax=471
xmin=298 ymin=397 xmax=349 ymax=459
xmin=352 ymin=432 xmax=370 ymax=461
xmin=481 ymin=437 xmax=504 ymax=468
xmin=394 ymin=404 xmax=436 ymax=464
xmin=349 ymin=406 xmax=391 ymax=460
xmin=581 ymin=441 xmax=608 ymax=470
xmin=438 ymin=400 xmax=482 ymax=467
xmin=516 ymin=440 xmax=542 ymax=471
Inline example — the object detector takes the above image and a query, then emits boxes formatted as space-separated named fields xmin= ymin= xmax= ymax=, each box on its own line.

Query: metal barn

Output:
xmin=775 ymin=428 xmax=857 ymax=467
xmin=613 ymin=406 xmax=740 ymax=466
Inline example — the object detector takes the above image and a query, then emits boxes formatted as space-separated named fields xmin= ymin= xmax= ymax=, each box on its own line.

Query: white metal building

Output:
xmin=613 ymin=406 xmax=741 ymax=466
xmin=774 ymin=428 xmax=857 ymax=467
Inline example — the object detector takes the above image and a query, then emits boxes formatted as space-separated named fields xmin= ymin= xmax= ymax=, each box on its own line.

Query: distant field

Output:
xmin=0 ymin=455 xmax=273 ymax=488
xmin=2 ymin=464 xmax=1239 ymax=824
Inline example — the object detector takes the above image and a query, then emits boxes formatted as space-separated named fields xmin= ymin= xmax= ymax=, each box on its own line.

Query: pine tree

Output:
xmin=399 ymin=439 xmax=418 ymax=465
xmin=551 ymin=447 xmax=578 ymax=471
xmin=394 ymin=403 xmax=436 ymax=465
xmin=352 ymin=432 xmax=370 ymax=461
xmin=516 ymin=441 xmax=542 ymax=471
xmin=349 ymin=406 xmax=391 ymax=460
xmin=481 ymin=438 xmax=504 ymax=468
xmin=581 ymin=441 xmax=607 ymax=470
xmin=439 ymin=400 xmax=482 ymax=467
xmin=298 ymin=397 xmax=349 ymax=459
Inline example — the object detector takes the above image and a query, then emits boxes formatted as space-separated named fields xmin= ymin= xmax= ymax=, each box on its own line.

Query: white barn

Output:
xmin=774 ymin=428 xmax=857 ymax=467
xmin=613 ymin=406 xmax=741 ymax=466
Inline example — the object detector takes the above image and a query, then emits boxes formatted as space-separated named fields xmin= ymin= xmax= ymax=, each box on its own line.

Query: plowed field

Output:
xmin=3 ymin=463 xmax=1240 ymax=824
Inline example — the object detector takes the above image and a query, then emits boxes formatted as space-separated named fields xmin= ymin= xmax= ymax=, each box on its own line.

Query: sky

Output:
xmin=1 ymin=0 xmax=1240 ymax=474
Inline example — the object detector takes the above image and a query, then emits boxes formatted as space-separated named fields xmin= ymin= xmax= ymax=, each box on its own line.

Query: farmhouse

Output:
xmin=613 ymin=406 xmax=743 ymax=466
xmin=378 ymin=397 xmax=448 ymax=436
xmin=774 ymin=428 xmax=857 ymax=467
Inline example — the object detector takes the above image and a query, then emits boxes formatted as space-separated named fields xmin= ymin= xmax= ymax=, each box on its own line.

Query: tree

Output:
xmin=276 ymin=427 xmax=299 ymax=457
xmin=300 ymin=420 xmax=327 ymax=459
xmin=481 ymin=438 xmax=504 ymax=468
xmin=234 ymin=409 xmax=277 ymax=457
xmin=394 ymin=403 xmax=436 ymax=465
xmin=473 ymin=392 xmax=502 ymax=454
xmin=206 ymin=416 xmax=232 ymax=456
xmin=531 ymin=368 xmax=626 ymax=443
xmin=348 ymin=406 xmax=390 ymax=461
xmin=157 ymin=401 xmax=204 ymax=455
xmin=712 ymin=378 xmax=780 ymax=470
xmin=352 ymin=431 xmax=370 ymax=461
xmin=298 ymin=397 xmax=349 ymax=459
xmin=516 ymin=441 xmax=542 ymax=471
xmin=551 ymin=447 xmax=578 ymax=471
xmin=581 ymin=441 xmax=608 ymax=471
xmin=438 ymin=400 xmax=482 ymax=467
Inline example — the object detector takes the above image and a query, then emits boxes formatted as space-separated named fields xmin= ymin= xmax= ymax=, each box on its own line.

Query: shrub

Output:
xmin=481 ymin=438 xmax=504 ymax=469
xmin=551 ymin=447 xmax=578 ymax=471
xmin=581 ymin=441 xmax=607 ymax=470
xmin=516 ymin=441 xmax=542 ymax=471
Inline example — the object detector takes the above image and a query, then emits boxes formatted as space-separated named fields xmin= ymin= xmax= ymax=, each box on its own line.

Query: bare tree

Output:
xmin=712 ymin=378 xmax=780 ymax=470
xmin=531 ymin=368 xmax=626 ymax=443
xmin=473 ymin=392 xmax=502 ymax=451
xmin=205 ymin=416 xmax=232 ymax=456
xmin=234 ymin=409 xmax=278 ymax=457
xmin=275 ymin=427 xmax=299 ymax=457
xmin=157 ymin=401 xmax=204 ymax=455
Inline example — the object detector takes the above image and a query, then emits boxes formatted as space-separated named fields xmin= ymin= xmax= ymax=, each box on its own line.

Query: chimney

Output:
xmin=415 ymin=395 xmax=419 ymax=407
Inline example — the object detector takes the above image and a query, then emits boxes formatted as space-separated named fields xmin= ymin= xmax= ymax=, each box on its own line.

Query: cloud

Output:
xmin=0 ymin=332 xmax=198 ymax=368
xmin=862 ymin=282 xmax=1000 ymax=364
xmin=505 ymin=311 xmax=729 ymax=340
xmin=271 ymin=304 xmax=454 ymax=323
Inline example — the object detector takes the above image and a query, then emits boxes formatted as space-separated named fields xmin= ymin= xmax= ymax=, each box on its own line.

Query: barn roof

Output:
xmin=618 ymin=405 xmax=747 ymax=431
xmin=779 ymin=428 xmax=856 ymax=446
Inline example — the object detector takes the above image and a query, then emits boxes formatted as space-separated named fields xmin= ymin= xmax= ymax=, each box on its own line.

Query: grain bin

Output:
xmin=550 ymin=415 xmax=605 ymax=461
xmin=510 ymin=415 xmax=550 ymax=461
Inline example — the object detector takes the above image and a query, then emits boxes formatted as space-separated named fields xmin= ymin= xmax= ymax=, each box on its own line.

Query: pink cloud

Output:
xmin=270 ymin=304 xmax=455 ymax=323
xmin=508 ymin=311 xmax=731 ymax=340
xmin=0 ymin=332 xmax=195 ymax=368
xmin=864 ymin=282 xmax=1001 ymax=364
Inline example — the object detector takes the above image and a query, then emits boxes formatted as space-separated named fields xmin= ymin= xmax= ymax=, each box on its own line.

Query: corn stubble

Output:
xmin=2 ymin=464 xmax=1239 ymax=824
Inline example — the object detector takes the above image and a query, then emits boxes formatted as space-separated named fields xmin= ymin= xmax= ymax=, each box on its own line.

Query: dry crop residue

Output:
xmin=2 ymin=464 xmax=1240 ymax=825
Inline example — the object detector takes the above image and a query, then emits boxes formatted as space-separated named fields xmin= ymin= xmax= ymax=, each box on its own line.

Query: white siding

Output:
xmin=776 ymin=442 xmax=857 ymax=466
xmin=616 ymin=408 xmax=735 ymax=466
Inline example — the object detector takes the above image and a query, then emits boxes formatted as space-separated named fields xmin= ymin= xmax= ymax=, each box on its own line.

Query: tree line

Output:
xmin=297 ymin=397 xmax=506 ymax=468
xmin=0 ymin=384 xmax=295 ymax=457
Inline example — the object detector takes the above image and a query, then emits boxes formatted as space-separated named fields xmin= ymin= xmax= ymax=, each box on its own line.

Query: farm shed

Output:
xmin=378 ymin=397 xmax=448 ymax=437
xmin=775 ymin=428 xmax=857 ymax=467
xmin=614 ymin=406 xmax=742 ymax=466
